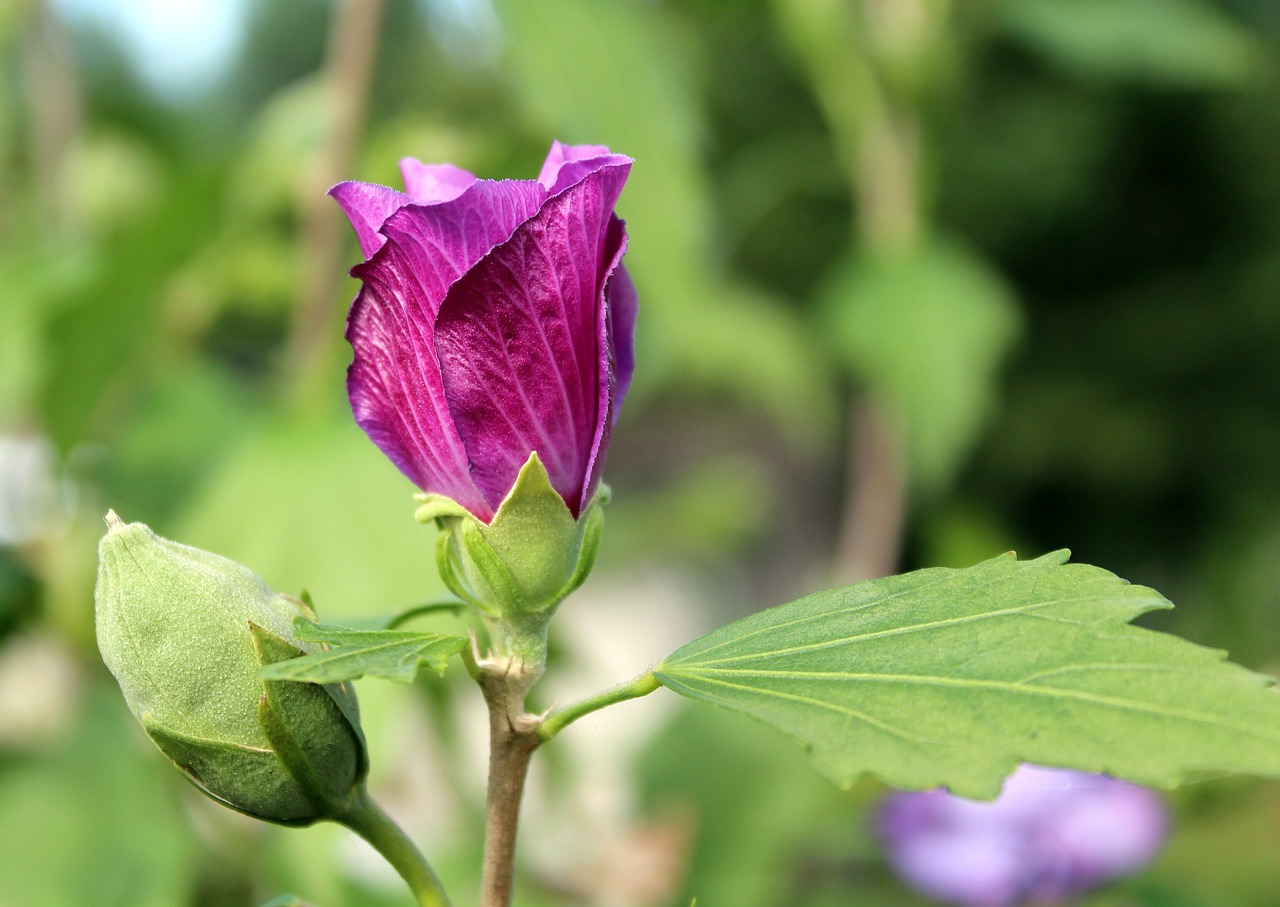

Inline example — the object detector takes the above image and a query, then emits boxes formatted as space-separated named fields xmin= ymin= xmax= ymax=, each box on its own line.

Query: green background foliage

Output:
xmin=2 ymin=0 xmax=1279 ymax=904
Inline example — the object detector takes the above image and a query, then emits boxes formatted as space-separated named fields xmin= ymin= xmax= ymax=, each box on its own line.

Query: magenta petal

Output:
xmin=399 ymin=159 xmax=478 ymax=204
xmin=434 ymin=160 xmax=632 ymax=517
xmin=576 ymin=213 xmax=630 ymax=504
xmin=344 ymin=180 xmax=548 ymax=520
xmin=373 ymin=179 xmax=547 ymax=315
xmin=537 ymin=141 xmax=611 ymax=187
xmin=346 ymin=280 xmax=493 ymax=521
xmin=604 ymin=252 xmax=638 ymax=420
xmin=330 ymin=181 xmax=414 ymax=258
xmin=556 ymin=169 xmax=632 ymax=508
xmin=537 ymin=141 xmax=633 ymax=197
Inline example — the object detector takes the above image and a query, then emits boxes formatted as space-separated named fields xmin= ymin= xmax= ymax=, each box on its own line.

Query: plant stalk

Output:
xmin=475 ymin=658 xmax=542 ymax=907
xmin=339 ymin=789 xmax=452 ymax=907
xmin=480 ymin=712 xmax=539 ymax=907
xmin=538 ymin=671 xmax=661 ymax=742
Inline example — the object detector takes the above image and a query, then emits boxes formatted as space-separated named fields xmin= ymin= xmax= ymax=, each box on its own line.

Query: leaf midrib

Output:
xmin=657 ymin=666 xmax=1280 ymax=742
xmin=665 ymin=592 xmax=1165 ymax=669
xmin=263 ymin=637 xmax=459 ymax=680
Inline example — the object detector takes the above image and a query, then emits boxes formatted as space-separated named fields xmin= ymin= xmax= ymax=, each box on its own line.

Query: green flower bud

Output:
xmin=94 ymin=512 xmax=368 ymax=826
xmin=416 ymin=453 xmax=604 ymax=659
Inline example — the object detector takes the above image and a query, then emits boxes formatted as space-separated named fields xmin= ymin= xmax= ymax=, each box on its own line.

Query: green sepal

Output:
xmin=414 ymin=493 xmax=471 ymax=523
xmin=459 ymin=517 xmax=528 ymax=615
xmin=434 ymin=529 xmax=482 ymax=610
xmin=251 ymin=623 xmax=368 ymax=808
xmin=142 ymin=715 xmax=318 ymax=826
xmin=421 ymin=453 xmax=607 ymax=621
xmin=559 ymin=501 xmax=604 ymax=601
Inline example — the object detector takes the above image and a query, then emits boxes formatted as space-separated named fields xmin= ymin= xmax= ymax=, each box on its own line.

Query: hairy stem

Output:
xmin=474 ymin=658 xmax=542 ymax=907
xmin=481 ymin=715 xmax=538 ymax=907
xmin=339 ymin=789 xmax=452 ymax=907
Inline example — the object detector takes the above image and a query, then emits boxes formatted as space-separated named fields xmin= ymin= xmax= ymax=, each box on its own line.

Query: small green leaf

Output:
xmin=655 ymin=551 xmax=1280 ymax=799
xmin=257 ymin=619 xmax=467 ymax=685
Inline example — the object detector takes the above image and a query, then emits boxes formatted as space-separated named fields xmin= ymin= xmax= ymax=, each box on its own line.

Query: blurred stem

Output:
xmin=284 ymin=0 xmax=386 ymax=406
xmin=339 ymin=788 xmax=452 ymax=907
xmin=23 ymin=0 xmax=83 ymax=235
xmin=833 ymin=395 xmax=907 ymax=583
xmin=776 ymin=0 xmax=945 ymax=580
xmin=833 ymin=0 xmax=937 ymax=581
xmin=853 ymin=105 xmax=921 ymax=258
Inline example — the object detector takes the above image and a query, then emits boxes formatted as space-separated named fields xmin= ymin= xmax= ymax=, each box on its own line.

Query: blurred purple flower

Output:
xmin=331 ymin=141 xmax=637 ymax=522
xmin=877 ymin=765 xmax=1168 ymax=907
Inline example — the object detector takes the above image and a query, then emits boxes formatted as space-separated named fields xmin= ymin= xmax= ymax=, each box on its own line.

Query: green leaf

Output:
xmin=654 ymin=550 xmax=1280 ymax=799
xmin=257 ymin=619 xmax=467 ymax=685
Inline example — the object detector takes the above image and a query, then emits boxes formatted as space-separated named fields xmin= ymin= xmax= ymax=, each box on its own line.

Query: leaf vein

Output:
xmin=672 ymin=597 xmax=1098 ymax=667
xmin=667 ymin=667 xmax=1280 ymax=742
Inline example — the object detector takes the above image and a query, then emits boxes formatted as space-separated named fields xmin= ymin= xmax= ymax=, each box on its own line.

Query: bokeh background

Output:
xmin=2 ymin=0 xmax=1279 ymax=904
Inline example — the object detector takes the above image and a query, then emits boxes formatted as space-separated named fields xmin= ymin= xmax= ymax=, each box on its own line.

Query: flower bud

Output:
xmin=94 ymin=512 xmax=368 ymax=825
xmin=417 ymin=453 xmax=603 ymax=652
xmin=333 ymin=141 xmax=636 ymax=526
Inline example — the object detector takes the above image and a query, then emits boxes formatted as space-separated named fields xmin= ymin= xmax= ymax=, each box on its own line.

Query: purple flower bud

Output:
xmin=331 ymin=141 xmax=638 ymax=522
xmin=876 ymin=765 xmax=1168 ymax=907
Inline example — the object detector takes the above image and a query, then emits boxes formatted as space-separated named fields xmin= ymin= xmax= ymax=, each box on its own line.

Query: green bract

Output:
xmin=416 ymin=453 xmax=604 ymax=652
xmin=94 ymin=513 xmax=368 ymax=825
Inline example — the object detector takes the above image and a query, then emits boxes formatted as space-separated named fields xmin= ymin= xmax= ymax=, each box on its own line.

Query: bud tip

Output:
xmin=104 ymin=509 xmax=124 ymax=530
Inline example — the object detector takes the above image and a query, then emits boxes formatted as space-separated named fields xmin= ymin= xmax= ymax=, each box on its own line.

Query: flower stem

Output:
xmin=481 ymin=710 xmax=539 ymax=907
xmin=474 ymin=657 xmax=542 ymax=907
xmin=384 ymin=599 xmax=468 ymax=629
xmin=339 ymin=789 xmax=452 ymax=907
xmin=537 ymin=671 xmax=661 ymax=742
xmin=469 ymin=661 xmax=664 ymax=905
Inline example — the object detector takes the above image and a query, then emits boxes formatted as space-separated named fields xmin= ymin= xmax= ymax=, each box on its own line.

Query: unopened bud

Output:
xmin=94 ymin=513 xmax=367 ymax=825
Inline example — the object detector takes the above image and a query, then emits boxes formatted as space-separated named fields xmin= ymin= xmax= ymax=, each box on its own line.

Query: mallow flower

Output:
xmin=876 ymin=765 xmax=1168 ymax=907
xmin=331 ymin=142 xmax=637 ymax=630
